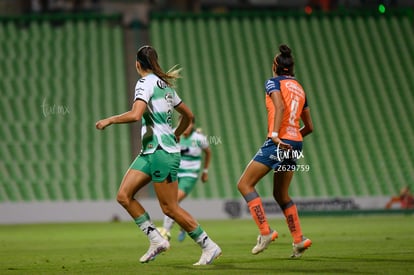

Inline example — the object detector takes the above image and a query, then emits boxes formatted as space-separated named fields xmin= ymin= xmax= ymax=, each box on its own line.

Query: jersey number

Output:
xmin=289 ymin=97 xmax=299 ymax=126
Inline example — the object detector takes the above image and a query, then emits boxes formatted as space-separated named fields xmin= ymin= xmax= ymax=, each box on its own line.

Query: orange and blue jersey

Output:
xmin=265 ymin=75 xmax=308 ymax=141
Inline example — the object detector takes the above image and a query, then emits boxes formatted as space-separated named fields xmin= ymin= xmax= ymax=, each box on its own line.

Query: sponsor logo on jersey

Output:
xmin=165 ymin=92 xmax=174 ymax=107
xmin=157 ymin=80 xmax=167 ymax=89
xmin=285 ymin=81 xmax=304 ymax=97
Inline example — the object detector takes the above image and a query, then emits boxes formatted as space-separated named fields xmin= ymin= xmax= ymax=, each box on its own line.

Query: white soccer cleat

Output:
xmin=291 ymin=237 xmax=312 ymax=258
xmin=139 ymin=239 xmax=170 ymax=263
xmin=251 ymin=230 xmax=278 ymax=255
xmin=193 ymin=243 xmax=222 ymax=265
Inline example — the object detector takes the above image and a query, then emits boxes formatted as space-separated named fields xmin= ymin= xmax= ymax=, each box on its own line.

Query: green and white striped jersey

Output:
xmin=178 ymin=130 xmax=209 ymax=178
xmin=134 ymin=74 xmax=182 ymax=154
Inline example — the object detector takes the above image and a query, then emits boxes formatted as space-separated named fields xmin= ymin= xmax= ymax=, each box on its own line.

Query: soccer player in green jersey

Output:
xmin=159 ymin=118 xmax=211 ymax=242
xmin=95 ymin=45 xmax=221 ymax=265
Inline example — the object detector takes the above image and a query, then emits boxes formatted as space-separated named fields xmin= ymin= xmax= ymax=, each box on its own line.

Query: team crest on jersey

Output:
xmin=157 ymin=80 xmax=167 ymax=89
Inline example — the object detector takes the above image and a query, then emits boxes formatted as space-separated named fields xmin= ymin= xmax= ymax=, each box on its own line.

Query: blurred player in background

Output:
xmin=95 ymin=45 xmax=221 ymax=265
xmin=159 ymin=117 xmax=211 ymax=242
xmin=385 ymin=185 xmax=414 ymax=209
xmin=237 ymin=44 xmax=314 ymax=258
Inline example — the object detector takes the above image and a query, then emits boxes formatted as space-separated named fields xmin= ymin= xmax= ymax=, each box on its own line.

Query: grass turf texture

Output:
xmin=1 ymin=215 xmax=413 ymax=275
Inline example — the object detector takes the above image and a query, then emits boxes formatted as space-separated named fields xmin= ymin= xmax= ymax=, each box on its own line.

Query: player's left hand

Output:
xmin=271 ymin=137 xmax=292 ymax=150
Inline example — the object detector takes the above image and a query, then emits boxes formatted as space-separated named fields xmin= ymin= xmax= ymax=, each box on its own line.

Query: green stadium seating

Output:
xmin=150 ymin=12 xmax=414 ymax=199
xmin=0 ymin=16 xmax=130 ymax=202
xmin=1 ymin=12 xmax=413 ymax=202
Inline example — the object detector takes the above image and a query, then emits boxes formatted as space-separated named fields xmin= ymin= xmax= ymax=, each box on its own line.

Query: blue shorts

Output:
xmin=253 ymin=138 xmax=303 ymax=170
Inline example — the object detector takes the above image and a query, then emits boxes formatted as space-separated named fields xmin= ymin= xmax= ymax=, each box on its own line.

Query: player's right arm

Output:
xmin=95 ymin=100 xmax=146 ymax=130
xmin=174 ymin=102 xmax=194 ymax=141
xmin=95 ymin=79 xmax=149 ymax=130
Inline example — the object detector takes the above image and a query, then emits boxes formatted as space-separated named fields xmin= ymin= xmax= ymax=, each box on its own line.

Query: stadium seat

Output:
xmin=0 ymin=17 xmax=130 ymax=202
xmin=150 ymin=12 xmax=414 ymax=199
xmin=2 ymin=12 xmax=413 ymax=203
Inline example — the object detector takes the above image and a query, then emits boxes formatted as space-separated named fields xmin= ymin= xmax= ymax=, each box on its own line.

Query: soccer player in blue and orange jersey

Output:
xmin=237 ymin=44 xmax=314 ymax=258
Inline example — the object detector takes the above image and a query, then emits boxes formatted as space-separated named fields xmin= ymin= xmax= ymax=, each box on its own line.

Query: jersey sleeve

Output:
xmin=134 ymin=78 xmax=152 ymax=103
xmin=265 ymin=78 xmax=280 ymax=95
xmin=173 ymin=90 xmax=182 ymax=107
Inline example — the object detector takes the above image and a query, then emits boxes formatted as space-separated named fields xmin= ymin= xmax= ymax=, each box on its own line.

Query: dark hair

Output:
xmin=274 ymin=44 xmax=294 ymax=76
xmin=136 ymin=45 xmax=181 ymax=87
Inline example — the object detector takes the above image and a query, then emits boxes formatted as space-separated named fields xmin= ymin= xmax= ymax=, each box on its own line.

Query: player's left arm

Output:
xmin=300 ymin=107 xmax=314 ymax=138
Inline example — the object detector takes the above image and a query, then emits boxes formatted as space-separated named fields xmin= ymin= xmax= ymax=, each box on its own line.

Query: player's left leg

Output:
xmin=273 ymin=170 xmax=312 ymax=257
xmin=153 ymin=151 xmax=221 ymax=265
xmin=154 ymin=180 xmax=221 ymax=265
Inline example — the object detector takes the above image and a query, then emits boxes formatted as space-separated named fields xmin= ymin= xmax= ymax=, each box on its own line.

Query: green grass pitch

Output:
xmin=1 ymin=215 xmax=413 ymax=274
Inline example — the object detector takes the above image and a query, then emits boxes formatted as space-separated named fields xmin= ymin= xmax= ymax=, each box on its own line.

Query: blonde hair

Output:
xmin=165 ymin=64 xmax=182 ymax=87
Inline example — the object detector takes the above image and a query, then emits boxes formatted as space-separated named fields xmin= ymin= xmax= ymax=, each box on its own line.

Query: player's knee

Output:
xmin=273 ymin=192 xmax=290 ymax=206
xmin=161 ymin=205 xmax=179 ymax=219
xmin=237 ymin=179 xmax=250 ymax=195
xmin=116 ymin=191 xmax=130 ymax=207
xmin=162 ymin=209 xmax=174 ymax=219
xmin=237 ymin=178 xmax=245 ymax=191
xmin=274 ymin=196 xmax=283 ymax=206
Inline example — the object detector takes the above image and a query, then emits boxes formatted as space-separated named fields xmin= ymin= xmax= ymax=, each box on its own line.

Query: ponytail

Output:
xmin=136 ymin=45 xmax=181 ymax=87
